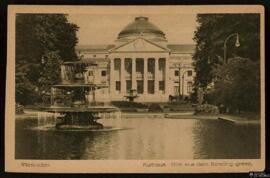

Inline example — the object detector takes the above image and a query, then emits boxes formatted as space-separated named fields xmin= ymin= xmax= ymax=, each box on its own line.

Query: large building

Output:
xmin=61 ymin=16 xmax=195 ymax=102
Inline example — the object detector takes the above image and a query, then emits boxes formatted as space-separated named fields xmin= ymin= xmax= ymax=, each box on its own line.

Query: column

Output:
xmin=154 ymin=58 xmax=159 ymax=94
xmin=165 ymin=58 xmax=170 ymax=94
xmin=132 ymin=58 xmax=137 ymax=90
xmin=120 ymin=58 xmax=126 ymax=94
xmin=143 ymin=58 xmax=148 ymax=94
xmin=182 ymin=69 xmax=185 ymax=96
xmin=109 ymin=58 xmax=114 ymax=94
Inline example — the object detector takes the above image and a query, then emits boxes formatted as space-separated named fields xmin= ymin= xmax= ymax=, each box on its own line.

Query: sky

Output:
xmin=67 ymin=14 xmax=198 ymax=45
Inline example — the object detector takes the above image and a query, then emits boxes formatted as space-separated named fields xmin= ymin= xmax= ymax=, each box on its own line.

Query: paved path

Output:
xmin=218 ymin=114 xmax=260 ymax=125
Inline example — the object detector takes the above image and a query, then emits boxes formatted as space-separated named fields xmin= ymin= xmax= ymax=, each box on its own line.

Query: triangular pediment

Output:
xmin=110 ymin=37 xmax=169 ymax=52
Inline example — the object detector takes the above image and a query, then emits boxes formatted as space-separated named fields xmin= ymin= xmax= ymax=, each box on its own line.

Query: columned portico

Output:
xmin=109 ymin=51 xmax=170 ymax=101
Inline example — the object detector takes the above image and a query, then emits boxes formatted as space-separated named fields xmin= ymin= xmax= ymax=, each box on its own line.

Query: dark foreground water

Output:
xmin=15 ymin=116 xmax=260 ymax=159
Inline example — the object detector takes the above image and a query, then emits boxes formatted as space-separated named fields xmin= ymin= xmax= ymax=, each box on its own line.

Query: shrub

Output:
xmin=111 ymin=101 xmax=147 ymax=109
xmin=195 ymin=104 xmax=219 ymax=115
xmin=148 ymin=103 xmax=162 ymax=112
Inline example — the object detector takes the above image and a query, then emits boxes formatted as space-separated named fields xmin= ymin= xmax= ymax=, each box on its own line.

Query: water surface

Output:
xmin=15 ymin=116 xmax=260 ymax=159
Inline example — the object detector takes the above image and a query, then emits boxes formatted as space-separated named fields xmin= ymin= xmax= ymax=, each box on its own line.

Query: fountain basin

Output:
xmin=56 ymin=124 xmax=103 ymax=130
xmin=42 ymin=106 xmax=121 ymax=130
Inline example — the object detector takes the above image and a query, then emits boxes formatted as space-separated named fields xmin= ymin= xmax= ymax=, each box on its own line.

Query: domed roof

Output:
xmin=118 ymin=17 xmax=166 ymax=39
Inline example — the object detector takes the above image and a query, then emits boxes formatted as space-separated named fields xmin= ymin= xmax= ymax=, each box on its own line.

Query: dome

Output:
xmin=118 ymin=17 xmax=166 ymax=40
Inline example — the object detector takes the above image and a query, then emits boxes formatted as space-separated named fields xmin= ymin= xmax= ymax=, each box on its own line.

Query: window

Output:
xmin=159 ymin=81 xmax=165 ymax=91
xmin=187 ymin=82 xmax=193 ymax=94
xmin=175 ymin=70 xmax=179 ymax=76
xmin=137 ymin=80 xmax=143 ymax=94
xmin=115 ymin=81 xmax=121 ymax=91
xmin=125 ymin=58 xmax=132 ymax=74
xmin=147 ymin=58 xmax=155 ymax=73
xmin=101 ymin=70 xmax=106 ymax=76
xmin=114 ymin=58 xmax=121 ymax=70
xmin=126 ymin=80 xmax=132 ymax=93
xmin=136 ymin=58 xmax=144 ymax=73
xmin=148 ymin=80 xmax=154 ymax=94
xmin=89 ymin=71 xmax=93 ymax=76
xmin=159 ymin=58 xmax=165 ymax=71
xmin=187 ymin=70 xmax=192 ymax=76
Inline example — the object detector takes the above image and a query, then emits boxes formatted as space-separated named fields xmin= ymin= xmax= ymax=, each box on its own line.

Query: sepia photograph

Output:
xmin=5 ymin=5 xmax=265 ymax=173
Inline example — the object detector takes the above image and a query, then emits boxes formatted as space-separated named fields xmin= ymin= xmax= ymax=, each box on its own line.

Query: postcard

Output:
xmin=5 ymin=5 xmax=265 ymax=173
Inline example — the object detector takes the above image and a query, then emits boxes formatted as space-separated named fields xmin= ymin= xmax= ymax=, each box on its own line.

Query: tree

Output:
xmin=16 ymin=14 xmax=79 ymax=105
xmin=38 ymin=51 xmax=62 ymax=92
xmin=210 ymin=57 xmax=260 ymax=112
xmin=193 ymin=14 xmax=260 ymax=89
xmin=192 ymin=14 xmax=261 ymax=112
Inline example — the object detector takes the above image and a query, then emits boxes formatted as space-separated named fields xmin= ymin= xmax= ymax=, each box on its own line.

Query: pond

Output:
xmin=15 ymin=116 xmax=260 ymax=159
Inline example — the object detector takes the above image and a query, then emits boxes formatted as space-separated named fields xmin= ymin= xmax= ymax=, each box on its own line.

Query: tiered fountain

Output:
xmin=43 ymin=61 xmax=120 ymax=130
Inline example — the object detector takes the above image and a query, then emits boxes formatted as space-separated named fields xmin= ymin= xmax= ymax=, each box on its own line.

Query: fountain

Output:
xmin=43 ymin=61 xmax=120 ymax=130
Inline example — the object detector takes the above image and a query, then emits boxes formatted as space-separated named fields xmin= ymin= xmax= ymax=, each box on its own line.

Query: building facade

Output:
xmin=61 ymin=16 xmax=195 ymax=102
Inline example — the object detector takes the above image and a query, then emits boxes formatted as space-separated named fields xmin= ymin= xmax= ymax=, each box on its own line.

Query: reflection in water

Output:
xmin=15 ymin=117 xmax=260 ymax=159
xmin=192 ymin=120 xmax=260 ymax=159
